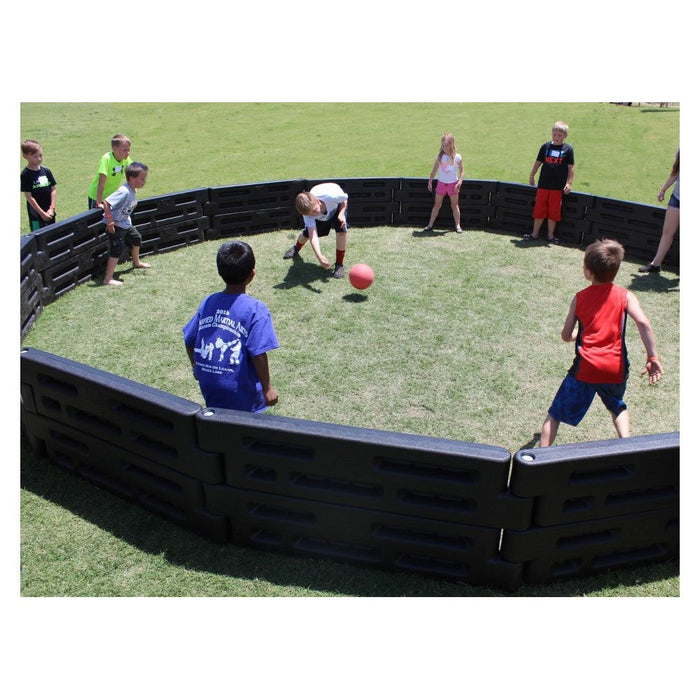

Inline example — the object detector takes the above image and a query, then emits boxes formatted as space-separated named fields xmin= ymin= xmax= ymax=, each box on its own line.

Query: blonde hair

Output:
xmin=295 ymin=191 xmax=318 ymax=215
xmin=552 ymin=121 xmax=569 ymax=135
xmin=438 ymin=133 xmax=456 ymax=164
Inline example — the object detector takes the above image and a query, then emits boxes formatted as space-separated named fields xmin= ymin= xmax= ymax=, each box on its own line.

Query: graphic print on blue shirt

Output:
xmin=182 ymin=292 xmax=279 ymax=412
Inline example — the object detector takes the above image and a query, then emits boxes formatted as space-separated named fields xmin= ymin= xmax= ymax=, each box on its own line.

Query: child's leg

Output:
xmin=611 ymin=409 xmax=630 ymax=438
xmin=539 ymin=413 xmax=560 ymax=447
xmin=531 ymin=218 xmax=544 ymax=238
xmin=427 ymin=193 xmax=444 ymax=227
xmin=103 ymin=256 xmax=122 ymax=286
xmin=650 ymin=205 xmax=680 ymax=267
xmin=335 ymin=229 xmax=347 ymax=266
xmin=131 ymin=246 xmax=151 ymax=269
xmin=546 ymin=219 xmax=558 ymax=239
xmin=449 ymin=193 xmax=461 ymax=229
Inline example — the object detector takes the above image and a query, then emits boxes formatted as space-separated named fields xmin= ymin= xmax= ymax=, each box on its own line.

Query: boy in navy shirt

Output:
xmin=523 ymin=121 xmax=575 ymax=244
xmin=20 ymin=139 xmax=57 ymax=231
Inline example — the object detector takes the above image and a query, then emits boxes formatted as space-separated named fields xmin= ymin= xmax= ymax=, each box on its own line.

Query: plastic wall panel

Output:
xmin=501 ymin=507 xmax=679 ymax=585
xmin=19 ymin=407 xmax=228 ymax=542
xmin=491 ymin=182 xmax=537 ymax=211
xmin=211 ymin=207 xmax=299 ymax=237
xmin=206 ymin=181 xmax=305 ymax=215
xmin=137 ymin=216 xmax=210 ymax=255
xmin=304 ymin=178 xmax=400 ymax=203
xmin=39 ymin=249 xmax=107 ymax=304
xmin=203 ymin=483 xmax=523 ymax=590
xmin=510 ymin=433 xmax=679 ymax=526
xmin=583 ymin=197 xmax=678 ymax=265
xmin=131 ymin=188 xmax=209 ymax=226
xmin=194 ymin=407 xmax=531 ymax=530
xmin=20 ymin=348 xmax=224 ymax=483
xmin=29 ymin=211 xmax=105 ymax=272
xmin=583 ymin=221 xmax=679 ymax=267
xmin=20 ymin=235 xmax=43 ymax=340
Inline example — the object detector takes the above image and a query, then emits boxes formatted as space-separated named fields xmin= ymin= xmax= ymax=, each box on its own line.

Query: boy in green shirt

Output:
xmin=87 ymin=134 xmax=132 ymax=209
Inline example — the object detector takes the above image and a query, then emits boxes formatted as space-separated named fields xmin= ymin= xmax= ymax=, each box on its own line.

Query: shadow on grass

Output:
xmin=343 ymin=292 xmax=370 ymax=303
xmin=411 ymin=228 xmax=448 ymax=238
xmin=20 ymin=437 xmax=679 ymax=598
xmin=628 ymin=271 xmax=680 ymax=294
xmin=274 ymin=255 xmax=335 ymax=294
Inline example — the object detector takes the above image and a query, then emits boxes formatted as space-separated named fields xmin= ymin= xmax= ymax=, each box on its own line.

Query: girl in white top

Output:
xmin=424 ymin=133 xmax=464 ymax=232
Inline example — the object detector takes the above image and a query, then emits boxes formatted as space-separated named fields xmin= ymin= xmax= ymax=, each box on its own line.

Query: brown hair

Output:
xmin=584 ymin=239 xmax=625 ymax=283
xmin=111 ymin=134 xmax=131 ymax=148
xmin=21 ymin=139 xmax=42 ymax=155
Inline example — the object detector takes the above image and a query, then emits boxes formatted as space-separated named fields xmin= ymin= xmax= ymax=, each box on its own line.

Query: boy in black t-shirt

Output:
xmin=523 ymin=121 xmax=574 ymax=244
xmin=20 ymin=139 xmax=57 ymax=231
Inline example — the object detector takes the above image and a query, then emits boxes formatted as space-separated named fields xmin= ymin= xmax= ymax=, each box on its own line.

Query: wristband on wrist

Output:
xmin=647 ymin=356 xmax=659 ymax=362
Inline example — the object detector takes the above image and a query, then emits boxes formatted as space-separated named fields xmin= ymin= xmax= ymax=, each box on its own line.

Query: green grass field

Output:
xmin=19 ymin=103 xmax=681 ymax=604
xmin=19 ymin=102 xmax=679 ymax=234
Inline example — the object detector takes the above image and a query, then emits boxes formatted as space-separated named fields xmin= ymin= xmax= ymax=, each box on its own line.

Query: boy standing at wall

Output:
xmin=88 ymin=134 xmax=133 ymax=209
xmin=523 ymin=121 xmax=575 ymax=244
xmin=20 ymin=139 xmax=57 ymax=231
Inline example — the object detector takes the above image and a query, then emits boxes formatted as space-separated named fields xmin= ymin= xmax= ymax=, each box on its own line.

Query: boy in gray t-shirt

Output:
xmin=102 ymin=162 xmax=152 ymax=286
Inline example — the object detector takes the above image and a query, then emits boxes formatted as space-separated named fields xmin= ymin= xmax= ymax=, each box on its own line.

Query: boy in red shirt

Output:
xmin=539 ymin=239 xmax=664 ymax=446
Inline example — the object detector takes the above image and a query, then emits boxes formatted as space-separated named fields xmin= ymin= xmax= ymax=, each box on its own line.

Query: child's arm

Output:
xmin=658 ymin=170 xmax=679 ymax=202
xmin=560 ymin=297 xmax=578 ymax=342
xmin=564 ymin=163 xmax=575 ymax=194
xmin=23 ymin=192 xmax=53 ymax=221
xmin=95 ymin=174 xmax=107 ymax=207
xmin=252 ymin=352 xmax=278 ymax=406
xmin=337 ymin=199 xmax=348 ymax=227
xmin=306 ymin=226 xmax=330 ymax=268
xmin=428 ymin=157 xmax=439 ymax=191
xmin=626 ymin=291 xmax=664 ymax=384
xmin=456 ymin=158 xmax=465 ymax=191
xmin=529 ymin=160 xmax=542 ymax=186
xmin=103 ymin=200 xmax=115 ymax=233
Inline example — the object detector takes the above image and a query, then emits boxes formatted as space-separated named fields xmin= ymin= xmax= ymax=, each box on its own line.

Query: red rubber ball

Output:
xmin=349 ymin=263 xmax=374 ymax=290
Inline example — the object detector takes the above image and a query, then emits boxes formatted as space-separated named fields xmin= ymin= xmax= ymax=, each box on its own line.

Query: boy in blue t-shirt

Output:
xmin=183 ymin=241 xmax=279 ymax=412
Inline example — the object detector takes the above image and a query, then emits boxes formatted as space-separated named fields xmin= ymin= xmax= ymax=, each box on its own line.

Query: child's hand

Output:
xmin=642 ymin=357 xmax=664 ymax=384
xmin=318 ymin=254 xmax=330 ymax=269
xmin=265 ymin=387 xmax=278 ymax=406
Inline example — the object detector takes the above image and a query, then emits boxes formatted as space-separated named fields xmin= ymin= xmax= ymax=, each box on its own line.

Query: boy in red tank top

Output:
xmin=539 ymin=239 xmax=664 ymax=446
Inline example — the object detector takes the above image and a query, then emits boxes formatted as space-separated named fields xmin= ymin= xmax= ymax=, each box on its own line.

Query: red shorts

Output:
xmin=436 ymin=180 xmax=458 ymax=197
xmin=533 ymin=188 xmax=563 ymax=221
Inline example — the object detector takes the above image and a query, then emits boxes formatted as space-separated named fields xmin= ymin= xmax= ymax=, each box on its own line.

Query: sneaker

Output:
xmin=332 ymin=263 xmax=345 ymax=279
xmin=423 ymin=226 xmax=433 ymax=232
xmin=522 ymin=233 xmax=538 ymax=241
xmin=638 ymin=264 xmax=661 ymax=273
xmin=456 ymin=226 xmax=463 ymax=233
xmin=283 ymin=246 xmax=298 ymax=260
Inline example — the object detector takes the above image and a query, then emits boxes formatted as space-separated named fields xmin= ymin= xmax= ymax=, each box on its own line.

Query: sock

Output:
xmin=336 ymin=249 xmax=346 ymax=266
